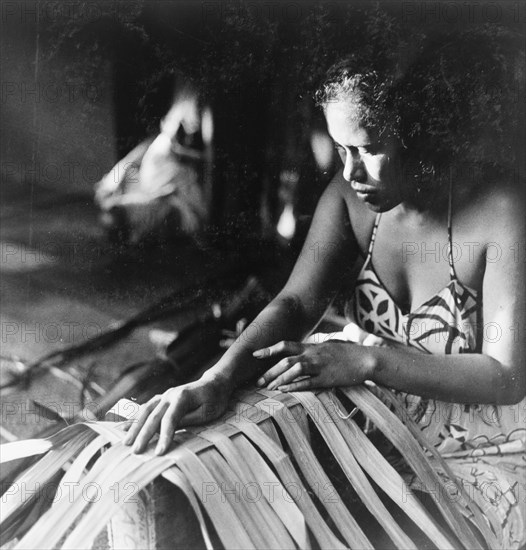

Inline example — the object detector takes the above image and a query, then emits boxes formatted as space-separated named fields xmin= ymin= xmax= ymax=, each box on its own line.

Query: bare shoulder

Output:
xmin=477 ymin=181 xmax=525 ymax=213
xmin=466 ymin=182 xmax=525 ymax=243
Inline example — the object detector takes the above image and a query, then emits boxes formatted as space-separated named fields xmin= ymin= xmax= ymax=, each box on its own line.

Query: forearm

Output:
xmin=369 ymin=347 xmax=521 ymax=405
xmin=204 ymin=293 xmax=320 ymax=388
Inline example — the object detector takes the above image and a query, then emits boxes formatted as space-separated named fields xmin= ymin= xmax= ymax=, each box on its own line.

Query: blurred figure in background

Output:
xmin=95 ymin=77 xmax=213 ymax=246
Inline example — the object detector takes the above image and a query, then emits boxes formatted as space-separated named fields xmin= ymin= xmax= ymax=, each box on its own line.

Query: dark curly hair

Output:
xmin=315 ymin=58 xmax=398 ymax=140
xmin=315 ymin=26 xmax=525 ymax=196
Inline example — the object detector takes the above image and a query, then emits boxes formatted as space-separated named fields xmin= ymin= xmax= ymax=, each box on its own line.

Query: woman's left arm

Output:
xmin=373 ymin=188 xmax=525 ymax=404
xmin=257 ymin=187 xmax=525 ymax=405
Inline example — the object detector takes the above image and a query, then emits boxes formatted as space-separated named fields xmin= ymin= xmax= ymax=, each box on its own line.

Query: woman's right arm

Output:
xmin=212 ymin=174 xmax=360 ymax=385
xmin=125 ymin=174 xmax=360 ymax=454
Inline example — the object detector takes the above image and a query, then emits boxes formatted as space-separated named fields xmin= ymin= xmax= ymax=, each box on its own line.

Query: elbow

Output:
xmin=273 ymin=292 xmax=306 ymax=318
xmin=502 ymin=383 xmax=526 ymax=405
xmin=273 ymin=292 xmax=313 ymax=326
xmin=480 ymin=353 xmax=525 ymax=405
xmin=498 ymin=370 xmax=526 ymax=405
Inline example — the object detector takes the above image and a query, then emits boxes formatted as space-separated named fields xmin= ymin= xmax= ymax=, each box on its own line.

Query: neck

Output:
xmin=399 ymin=177 xmax=450 ymax=216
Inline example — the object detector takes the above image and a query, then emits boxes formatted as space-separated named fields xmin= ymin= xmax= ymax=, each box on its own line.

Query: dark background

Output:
xmin=2 ymin=0 xmax=524 ymax=245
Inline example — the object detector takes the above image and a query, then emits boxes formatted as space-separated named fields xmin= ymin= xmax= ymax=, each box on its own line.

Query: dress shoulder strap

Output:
xmin=446 ymin=180 xmax=457 ymax=281
xmin=366 ymin=213 xmax=382 ymax=260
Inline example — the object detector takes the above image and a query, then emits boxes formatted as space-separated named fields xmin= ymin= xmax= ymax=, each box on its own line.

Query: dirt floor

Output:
xmin=0 ymin=184 xmax=269 ymax=443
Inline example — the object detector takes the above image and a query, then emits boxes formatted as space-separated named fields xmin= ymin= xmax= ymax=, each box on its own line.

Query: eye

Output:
xmin=359 ymin=142 xmax=383 ymax=155
xmin=333 ymin=144 xmax=346 ymax=161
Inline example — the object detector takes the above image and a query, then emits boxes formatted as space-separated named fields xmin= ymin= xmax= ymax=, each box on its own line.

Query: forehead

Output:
xmin=324 ymin=101 xmax=375 ymax=146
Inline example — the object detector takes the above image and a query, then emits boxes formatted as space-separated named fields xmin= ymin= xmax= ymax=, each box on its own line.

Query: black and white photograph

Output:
xmin=1 ymin=1 xmax=525 ymax=548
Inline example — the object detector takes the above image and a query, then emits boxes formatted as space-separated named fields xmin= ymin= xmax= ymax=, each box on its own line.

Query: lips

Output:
xmin=351 ymin=181 xmax=376 ymax=194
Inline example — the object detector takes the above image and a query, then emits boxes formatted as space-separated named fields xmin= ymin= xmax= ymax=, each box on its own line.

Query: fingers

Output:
xmin=156 ymin=390 xmax=227 ymax=452
xmin=121 ymin=420 xmax=134 ymax=433
xmin=254 ymin=341 xmax=310 ymax=389
xmin=277 ymin=377 xmax=314 ymax=392
xmin=267 ymin=361 xmax=308 ymax=390
xmin=121 ymin=377 xmax=231 ymax=456
xmin=123 ymin=388 xmax=197 ymax=455
xmin=155 ymin=399 xmax=188 ymax=455
xmin=267 ymin=360 xmax=318 ymax=390
xmin=253 ymin=340 xmax=304 ymax=360
xmin=256 ymin=355 xmax=302 ymax=387
xmin=123 ymin=396 xmax=162 ymax=447
xmin=130 ymin=400 xmax=169 ymax=454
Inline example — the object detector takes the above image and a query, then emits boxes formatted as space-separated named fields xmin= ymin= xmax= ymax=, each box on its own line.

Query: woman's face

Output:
xmin=325 ymin=99 xmax=402 ymax=212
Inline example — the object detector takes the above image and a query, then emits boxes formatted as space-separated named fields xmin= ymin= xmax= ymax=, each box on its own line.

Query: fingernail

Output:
xmin=267 ymin=383 xmax=276 ymax=391
xmin=132 ymin=443 xmax=141 ymax=454
xmin=256 ymin=378 xmax=265 ymax=386
xmin=253 ymin=350 xmax=264 ymax=358
xmin=155 ymin=443 xmax=165 ymax=455
xmin=123 ymin=437 xmax=132 ymax=446
xmin=278 ymin=386 xmax=288 ymax=392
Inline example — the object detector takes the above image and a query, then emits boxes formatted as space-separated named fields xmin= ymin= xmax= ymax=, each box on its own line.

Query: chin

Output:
xmin=365 ymin=203 xmax=384 ymax=213
xmin=362 ymin=196 xmax=398 ymax=213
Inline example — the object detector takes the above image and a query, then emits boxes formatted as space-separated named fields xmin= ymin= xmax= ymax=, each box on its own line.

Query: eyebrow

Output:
xmin=331 ymin=138 xmax=378 ymax=149
xmin=327 ymin=129 xmax=373 ymax=148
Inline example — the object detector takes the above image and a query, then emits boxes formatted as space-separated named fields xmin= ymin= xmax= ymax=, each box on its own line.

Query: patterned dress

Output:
xmin=341 ymin=203 xmax=525 ymax=548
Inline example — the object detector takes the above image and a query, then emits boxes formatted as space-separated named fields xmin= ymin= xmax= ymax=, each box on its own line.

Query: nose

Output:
xmin=342 ymin=149 xmax=366 ymax=182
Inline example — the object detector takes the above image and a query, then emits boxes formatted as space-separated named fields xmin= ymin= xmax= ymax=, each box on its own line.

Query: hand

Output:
xmin=253 ymin=340 xmax=376 ymax=392
xmin=123 ymin=373 xmax=232 ymax=455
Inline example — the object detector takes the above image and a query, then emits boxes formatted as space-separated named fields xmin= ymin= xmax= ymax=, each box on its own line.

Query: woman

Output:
xmin=125 ymin=50 xmax=525 ymax=546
